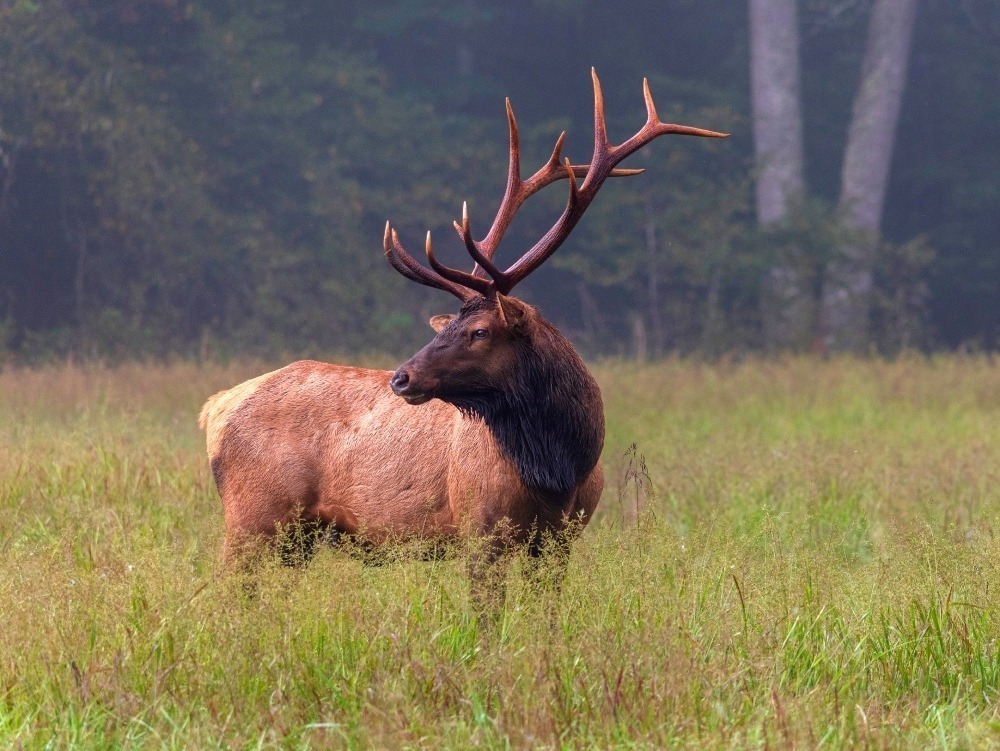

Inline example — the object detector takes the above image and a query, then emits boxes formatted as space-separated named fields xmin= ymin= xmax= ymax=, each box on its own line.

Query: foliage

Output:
xmin=0 ymin=0 xmax=995 ymax=359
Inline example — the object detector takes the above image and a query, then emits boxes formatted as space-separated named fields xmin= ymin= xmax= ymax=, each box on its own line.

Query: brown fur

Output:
xmin=201 ymin=356 xmax=603 ymax=564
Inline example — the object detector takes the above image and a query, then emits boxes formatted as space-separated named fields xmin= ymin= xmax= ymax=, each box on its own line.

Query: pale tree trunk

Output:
xmin=820 ymin=0 xmax=919 ymax=352
xmin=750 ymin=0 xmax=805 ymax=225
xmin=749 ymin=0 xmax=811 ymax=349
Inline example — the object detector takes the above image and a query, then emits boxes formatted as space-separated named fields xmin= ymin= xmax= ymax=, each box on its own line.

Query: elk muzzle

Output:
xmin=389 ymin=366 xmax=434 ymax=405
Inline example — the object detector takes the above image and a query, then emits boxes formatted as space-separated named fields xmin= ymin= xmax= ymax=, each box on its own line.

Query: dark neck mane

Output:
xmin=451 ymin=320 xmax=604 ymax=502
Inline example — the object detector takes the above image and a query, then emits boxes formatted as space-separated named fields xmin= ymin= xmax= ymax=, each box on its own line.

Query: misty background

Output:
xmin=0 ymin=0 xmax=996 ymax=361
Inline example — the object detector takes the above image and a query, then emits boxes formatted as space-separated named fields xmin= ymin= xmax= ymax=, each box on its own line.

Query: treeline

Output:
xmin=0 ymin=0 xmax=996 ymax=360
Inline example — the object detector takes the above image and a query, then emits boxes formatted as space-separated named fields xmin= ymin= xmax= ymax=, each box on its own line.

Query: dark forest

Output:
xmin=0 ymin=0 xmax=996 ymax=360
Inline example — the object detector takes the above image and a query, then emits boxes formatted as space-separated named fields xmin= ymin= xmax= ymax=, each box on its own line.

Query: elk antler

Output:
xmin=383 ymin=223 xmax=480 ymax=302
xmin=384 ymin=70 xmax=729 ymax=301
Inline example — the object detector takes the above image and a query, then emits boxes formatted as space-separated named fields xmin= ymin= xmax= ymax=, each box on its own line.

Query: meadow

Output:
xmin=2 ymin=356 xmax=1000 ymax=749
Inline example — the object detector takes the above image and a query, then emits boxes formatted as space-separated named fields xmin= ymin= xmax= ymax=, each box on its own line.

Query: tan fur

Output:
xmin=199 ymin=368 xmax=283 ymax=459
xmin=200 ymin=360 xmax=602 ymax=561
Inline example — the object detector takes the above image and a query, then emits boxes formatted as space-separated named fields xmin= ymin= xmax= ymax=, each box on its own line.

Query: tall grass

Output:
xmin=2 ymin=356 xmax=1000 ymax=748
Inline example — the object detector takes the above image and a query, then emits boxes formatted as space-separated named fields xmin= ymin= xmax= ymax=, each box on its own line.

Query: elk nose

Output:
xmin=389 ymin=369 xmax=410 ymax=395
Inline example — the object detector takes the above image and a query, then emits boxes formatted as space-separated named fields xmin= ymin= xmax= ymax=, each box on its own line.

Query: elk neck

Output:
xmin=452 ymin=317 xmax=605 ymax=503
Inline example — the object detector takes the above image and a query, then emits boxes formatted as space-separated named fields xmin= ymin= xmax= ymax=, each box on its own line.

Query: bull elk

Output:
xmin=199 ymin=70 xmax=726 ymax=604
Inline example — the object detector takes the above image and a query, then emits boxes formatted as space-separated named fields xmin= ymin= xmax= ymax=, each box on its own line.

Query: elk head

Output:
xmin=385 ymin=70 xmax=728 ymax=409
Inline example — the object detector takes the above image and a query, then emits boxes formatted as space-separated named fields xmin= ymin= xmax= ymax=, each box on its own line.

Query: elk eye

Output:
xmin=471 ymin=328 xmax=489 ymax=340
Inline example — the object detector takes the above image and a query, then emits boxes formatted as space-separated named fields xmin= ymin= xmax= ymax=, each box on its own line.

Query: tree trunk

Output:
xmin=749 ymin=0 xmax=805 ymax=225
xmin=749 ymin=0 xmax=810 ymax=349
xmin=820 ymin=0 xmax=919 ymax=352
xmin=700 ymin=269 xmax=725 ymax=356
xmin=576 ymin=280 xmax=600 ymax=347
xmin=644 ymin=200 xmax=664 ymax=357
xmin=631 ymin=313 xmax=648 ymax=362
xmin=0 ymin=138 xmax=25 ymax=234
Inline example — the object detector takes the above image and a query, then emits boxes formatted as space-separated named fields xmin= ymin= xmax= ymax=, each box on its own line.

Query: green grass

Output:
xmin=3 ymin=356 xmax=1000 ymax=749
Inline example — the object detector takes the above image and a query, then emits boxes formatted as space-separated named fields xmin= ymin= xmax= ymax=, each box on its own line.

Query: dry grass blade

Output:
xmin=2 ymin=355 xmax=1000 ymax=748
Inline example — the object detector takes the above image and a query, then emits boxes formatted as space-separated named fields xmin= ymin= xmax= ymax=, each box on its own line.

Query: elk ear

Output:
xmin=429 ymin=314 xmax=456 ymax=332
xmin=497 ymin=295 xmax=528 ymax=330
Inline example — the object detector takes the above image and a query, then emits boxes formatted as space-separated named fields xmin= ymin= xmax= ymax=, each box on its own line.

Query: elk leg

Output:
xmin=520 ymin=526 xmax=576 ymax=631
xmin=524 ymin=475 xmax=599 ymax=599
xmin=466 ymin=535 xmax=512 ymax=625
xmin=222 ymin=527 xmax=273 ymax=568
xmin=274 ymin=518 xmax=329 ymax=567
xmin=221 ymin=495 xmax=318 ymax=567
xmin=523 ymin=538 xmax=571 ymax=596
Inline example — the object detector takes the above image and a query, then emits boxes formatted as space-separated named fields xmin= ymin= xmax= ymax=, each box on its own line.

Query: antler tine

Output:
xmin=546 ymin=131 xmax=566 ymax=171
xmin=505 ymin=99 xmax=521 ymax=194
xmin=564 ymin=158 xmax=580 ymax=204
xmin=470 ymin=100 xmax=645 ymax=278
xmin=466 ymin=102 xmax=523 ymax=278
xmin=642 ymin=77 xmax=658 ymax=123
xmin=591 ymin=67 xmax=610 ymax=165
xmin=488 ymin=71 xmax=730 ymax=295
xmin=424 ymin=230 xmax=494 ymax=297
xmin=471 ymin=100 xmax=529 ymax=266
xmin=614 ymin=75 xmax=729 ymax=160
xmin=383 ymin=222 xmax=477 ymax=302
xmin=454 ymin=202 xmax=504 ymax=281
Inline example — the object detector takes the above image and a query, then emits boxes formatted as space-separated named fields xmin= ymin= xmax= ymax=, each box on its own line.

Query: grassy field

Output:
xmin=3 ymin=356 xmax=1000 ymax=749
